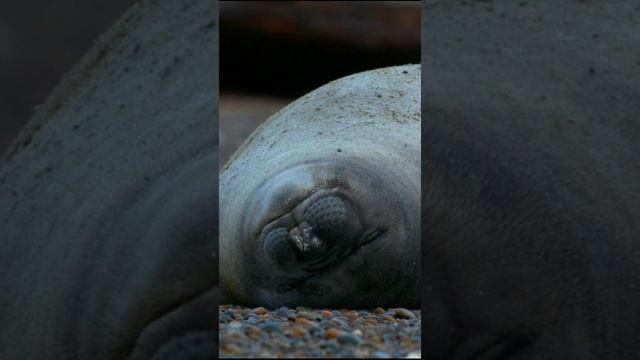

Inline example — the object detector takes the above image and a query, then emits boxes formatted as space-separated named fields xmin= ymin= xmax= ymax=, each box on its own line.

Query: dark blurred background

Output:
xmin=0 ymin=0 xmax=133 ymax=156
xmin=0 ymin=1 xmax=420 ymax=162
xmin=220 ymin=1 xmax=420 ymax=167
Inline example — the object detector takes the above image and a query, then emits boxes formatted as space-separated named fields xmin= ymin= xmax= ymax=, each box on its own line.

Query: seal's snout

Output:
xmin=288 ymin=222 xmax=323 ymax=254
xmin=261 ymin=194 xmax=364 ymax=269
xmin=263 ymin=227 xmax=298 ymax=266
xmin=304 ymin=195 xmax=349 ymax=239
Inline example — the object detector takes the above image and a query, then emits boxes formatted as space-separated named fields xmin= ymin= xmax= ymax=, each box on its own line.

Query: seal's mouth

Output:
xmin=274 ymin=227 xmax=387 ymax=294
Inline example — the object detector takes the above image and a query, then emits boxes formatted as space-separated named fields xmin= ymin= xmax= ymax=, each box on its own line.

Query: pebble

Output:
xmin=337 ymin=333 xmax=360 ymax=346
xmin=298 ymin=311 xmax=317 ymax=321
xmin=295 ymin=317 xmax=315 ymax=328
xmin=244 ymin=324 xmax=261 ymax=340
xmin=219 ymin=304 xmax=421 ymax=358
xmin=365 ymin=318 xmax=378 ymax=325
xmin=293 ymin=326 xmax=307 ymax=337
xmin=227 ymin=321 xmax=242 ymax=330
xmin=275 ymin=306 xmax=289 ymax=318
xmin=261 ymin=321 xmax=282 ymax=333
xmin=382 ymin=315 xmax=396 ymax=322
xmin=245 ymin=314 xmax=260 ymax=325
xmin=324 ymin=328 xmax=342 ymax=340
xmin=253 ymin=306 xmax=268 ymax=315
xmin=372 ymin=351 xmax=392 ymax=358
xmin=394 ymin=308 xmax=416 ymax=320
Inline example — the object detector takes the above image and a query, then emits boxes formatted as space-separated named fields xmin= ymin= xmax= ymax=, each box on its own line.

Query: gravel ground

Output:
xmin=219 ymin=305 xmax=421 ymax=358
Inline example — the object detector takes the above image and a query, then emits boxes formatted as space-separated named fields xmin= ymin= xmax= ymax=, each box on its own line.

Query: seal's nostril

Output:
xmin=289 ymin=222 xmax=324 ymax=254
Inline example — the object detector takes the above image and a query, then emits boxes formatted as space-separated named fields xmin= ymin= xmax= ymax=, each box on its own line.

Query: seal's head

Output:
xmin=236 ymin=158 xmax=418 ymax=308
xmin=220 ymin=65 xmax=420 ymax=308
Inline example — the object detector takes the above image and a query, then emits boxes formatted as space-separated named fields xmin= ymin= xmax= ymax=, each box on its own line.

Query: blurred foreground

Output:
xmin=219 ymin=305 xmax=421 ymax=358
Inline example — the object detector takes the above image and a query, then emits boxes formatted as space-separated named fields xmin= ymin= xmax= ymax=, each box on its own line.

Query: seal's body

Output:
xmin=423 ymin=1 xmax=640 ymax=358
xmin=220 ymin=65 xmax=421 ymax=309
xmin=0 ymin=1 xmax=218 ymax=359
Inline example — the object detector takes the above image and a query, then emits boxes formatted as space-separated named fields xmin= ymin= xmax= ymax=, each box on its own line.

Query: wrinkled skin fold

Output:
xmin=423 ymin=1 xmax=640 ymax=359
xmin=0 ymin=0 xmax=219 ymax=359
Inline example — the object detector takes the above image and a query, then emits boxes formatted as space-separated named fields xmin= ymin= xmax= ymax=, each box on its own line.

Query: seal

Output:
xmin=423 ymin=1 xmax=640 ymax=358
xmin=219 ymin=65 xmax=421 ymax=309
xmin=0 ymin=1 xmax=218 ymax=359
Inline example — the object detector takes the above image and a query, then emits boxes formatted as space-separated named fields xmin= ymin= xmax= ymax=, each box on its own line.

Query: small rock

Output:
xmin=245 ymin=314 xmax=260 ymax=324
xmin=244 ymin=325 xmax=261 ymax=340
xmin=324 ymin=327 xmax=342 ymax=340
xmin=295 ymin=317 xmax=314 ymax=328
xmin=253 ymin=306 xmax=268 ymax=315
xmin=261 ymin=321 xmax=281 ymax=333
xmin=337 ymin=333 xmax=360 ymax=346
xmin=293 ymin=326 xmax=307 ymax=337
xmin=308 ymin=325 xmax=321 ymax=335
xmin=298 ymin=311 xmax=317 ymax=321
xmin=320 ymin=339 xmax=339 ymax=354
xmin=274 ymin=337 xmax=291 ymax=348
xmin=275 ymin=306 xmax=289 ymax=318
xmin=394 ymin=308 xmax=416 ymax=320
xmin=261 ymin=314 xmax=278 ymax=321
xmin=399 ymin=335 xmax=413 ymax=347
xmin=339 ymin=349 xmax=356 ymax=358
xmin=220 ymin=343 xmax=242 ymax=354
xmin=365 ymin=318 xmax=378 ymax=325
xmin=382 ymin=315 xmax=396 ymax=322
xmin=372 ymin=351 xmax=392 ymax=358
xmin=220 ymin=330 xmax=244 ymax=344
xmin=346 ymin=310 xmax=359 ymax=321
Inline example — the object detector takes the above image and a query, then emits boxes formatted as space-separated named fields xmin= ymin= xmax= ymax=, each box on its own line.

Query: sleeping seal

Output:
xmin=423 ymin=1 xmax=640 ymax=359
xmin=220 ymin=65 xmax=421 ymax=309
xmin=0 ymin=0 xmax=218 ymax=359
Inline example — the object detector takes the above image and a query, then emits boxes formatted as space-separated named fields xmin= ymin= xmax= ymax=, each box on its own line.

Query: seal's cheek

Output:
xmin=92 ymin=152 xmax=219 ymax=359
xmin=132 ymin=288 xmax=219 ymax=359
xmin=151 ymin=332 xmax=216 ymax=360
